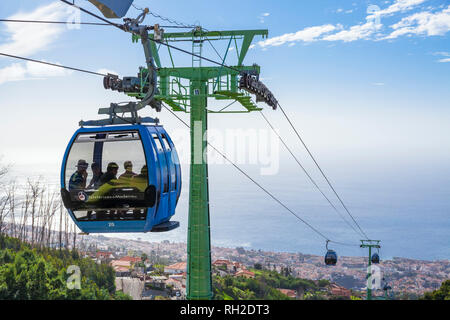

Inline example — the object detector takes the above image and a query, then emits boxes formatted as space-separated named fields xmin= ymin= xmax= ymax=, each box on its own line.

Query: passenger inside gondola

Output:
xmin=64 ymin=131 xmax=159 ymax=223
xmin=87 ymin=162 xmax=103 ymax=190
xmin=131 ymin=165 xmax=149 ymax=191
xmin=119 ymin=161 xmax=137 ymax=181
xmin=99 ymin=162 xmax=119 ymax=186
xmin=69 ymin=159 xmax=89 ymax=191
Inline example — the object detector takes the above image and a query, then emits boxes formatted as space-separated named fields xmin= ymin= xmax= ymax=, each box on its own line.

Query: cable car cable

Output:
xmin=131 ymin=4 xmax=198 ymax=29
xmin=276 ymin=102 xmax=370 ymax=240
xmin=0 ymin=52 xmax=109 ymax=77
xmin=59 ymin=0 xmax=242 ymax=74
xmin=259 ymin=110 xmax=365 ymax=239
xmin=0 ymin=18 xmax=194 ymax=29
xmin=61 ymin=0 xmax=378 ymax=243
xmin=0 ymin=53 xmax=367 ymax=245
xmin=0 ymin=53 xmax=360 ymax=246
xmin=160 ymin=104 xmax=358 ymax=247
xmin=0 ymin=19 xmax=111 ymax=26
xmin=7 ymin=1 xmax=367 ymax=246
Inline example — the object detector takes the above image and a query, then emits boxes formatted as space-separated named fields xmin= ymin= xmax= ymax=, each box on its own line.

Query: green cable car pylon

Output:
xmin=361 ymin=240 xmax=381 ymax=300
xmin=124 ymin=26 xmax=274 ymax=299
xmin=63 ymin=0 xmax=276 ymax=300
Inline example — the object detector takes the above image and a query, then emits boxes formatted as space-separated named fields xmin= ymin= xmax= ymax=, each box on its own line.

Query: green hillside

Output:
xmin=0 ymin=235 xmax=131 ymax=300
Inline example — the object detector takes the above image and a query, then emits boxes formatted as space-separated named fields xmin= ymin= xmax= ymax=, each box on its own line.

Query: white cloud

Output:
xmin=258 ymin=24 xmax=338 ymax=47
xmin=0 ymin=2 xmax=74 ymax=85
xmin=0 ymin=2 xmax=72 ymax=56
xmin=323 ymin=21 xmax=382 ymax=42
xmin=368 ymin=0 xmax=427 ymax=18
xmin=97 ymin=68 xmax=118 ymax=76
xmin=247 ymin=1 xmax=447 ymax=50
xmin=434 ymin=51 xmax=450 ymax=63
xmin=0 ymin=61 xmax=72 ymax=85
xmin=384 ymin=5 xmax=450 ymax=39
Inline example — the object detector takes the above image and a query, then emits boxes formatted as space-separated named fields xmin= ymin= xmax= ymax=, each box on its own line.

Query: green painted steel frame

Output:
xmin=129 ymin=28 xmax=268 ymax=300
xmin=130 ymin=29 xmax=268 ymax=114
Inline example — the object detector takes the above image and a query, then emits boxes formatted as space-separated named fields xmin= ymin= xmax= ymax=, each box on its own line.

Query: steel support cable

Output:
xmin=0 ymin=52 xmax=108 ymax=77
xmin=160 ymin=104 xmax=358 ymax=247
xmin=54 ymin=0 xmax=363 ymax=246
xmin=259 ymin=110 xmax=365 ymax=239
xmin=276 ymin=102 xmax=370 ymax=240
xmin=0 ymin=19 xmax=110 ymax=26
xmin=0 ymin=18 xmax=195 ymax=29
xmin=206 ymin=38 xmax=224 ymax=61
xmin=0 ymin=54 xmax=359 ymax=248
xmin=59 ymin=0 xmax=242 ymax=74
xmin=1 ymin=25 xmax=369 ymax=243
xmin=131 ymin=3 xmax=197 ymax=29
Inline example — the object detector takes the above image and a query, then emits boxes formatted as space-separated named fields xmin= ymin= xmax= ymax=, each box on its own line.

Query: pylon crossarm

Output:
xmin=132 ymin=29 xmax=269 ymax=67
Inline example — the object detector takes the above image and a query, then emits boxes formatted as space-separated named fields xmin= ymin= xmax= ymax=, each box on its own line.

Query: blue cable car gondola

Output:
xmin=371 ymin=253 xmax=380 ymax=264
xmin=325 ymin=250 xmax=338 ymax=266
xmin=324 ymin=241 xmax=338 ymax=266
xmin=60 ymin=124 xmax=181 ymax=234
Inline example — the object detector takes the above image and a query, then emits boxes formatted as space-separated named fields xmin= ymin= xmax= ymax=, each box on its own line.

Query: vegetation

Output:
xmin=0 ymin=234 xmax=131 ymax=300
xmin=213 ymin=268 xmax=330 ymax=300
xmin=422 ymin=280 xmax=450 ymax=300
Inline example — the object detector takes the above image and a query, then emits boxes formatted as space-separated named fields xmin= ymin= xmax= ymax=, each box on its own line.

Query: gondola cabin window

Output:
xmin=64 ymin=131 xmax=149 ymax=221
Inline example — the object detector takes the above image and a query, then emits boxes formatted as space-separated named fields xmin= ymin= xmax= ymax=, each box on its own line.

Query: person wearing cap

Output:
xmin=87 ymin=162 xmax=104 ymax=189
xmin=99 ymin=162 xmax=119 ymax=186
xmin=69 ymin=160 xmax=89 ymax=191
xmin=119 ymin=161 xmax=137 ymax=181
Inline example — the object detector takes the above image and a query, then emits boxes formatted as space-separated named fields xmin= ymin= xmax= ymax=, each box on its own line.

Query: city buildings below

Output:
xmin=73 ymin=235 xmax=449 ymax=299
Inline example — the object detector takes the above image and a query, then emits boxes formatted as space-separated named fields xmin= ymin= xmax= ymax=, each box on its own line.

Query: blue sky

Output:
xmin=0 ymin=1 xmax=449 ymax=259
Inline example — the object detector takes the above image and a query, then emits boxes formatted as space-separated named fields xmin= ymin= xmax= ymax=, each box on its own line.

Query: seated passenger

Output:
xmin=87 ymin=162 xmax=103 ymax=190
xmin=119 ymin=161 xmax=137 ymax=181
xmin=99 ymin=162 xmax=119 ymax=186
xmin=131 ymin=165 xmax=148 ymax=191
xmin=69 ymin=160 xmax=89 ymax=191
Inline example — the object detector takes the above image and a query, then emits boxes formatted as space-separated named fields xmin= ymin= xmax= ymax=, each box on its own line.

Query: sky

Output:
xmin=0 ymin=0 xmax=449 ymax=260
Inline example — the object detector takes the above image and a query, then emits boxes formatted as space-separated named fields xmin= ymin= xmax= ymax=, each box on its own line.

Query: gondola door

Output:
xmin=157 ymin=129 xmax=178 ymax=218
xmin=151 ymin=132 xmax=170 ymax=226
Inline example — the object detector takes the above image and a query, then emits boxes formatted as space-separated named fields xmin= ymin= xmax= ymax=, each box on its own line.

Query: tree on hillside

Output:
xmin=0 ymin=235 xmax=130 ymax=300
xmin=0 ymin=160 xmax=8 ymax=181
xmin=0 ymin=162 xmax=14 ymax=236
xmin=422 ymin=280 xmax=450 ymax=300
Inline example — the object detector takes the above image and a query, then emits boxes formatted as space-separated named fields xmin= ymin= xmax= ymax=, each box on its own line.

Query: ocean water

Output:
xmin=6 ymin=155 xmax=450 ymax=261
